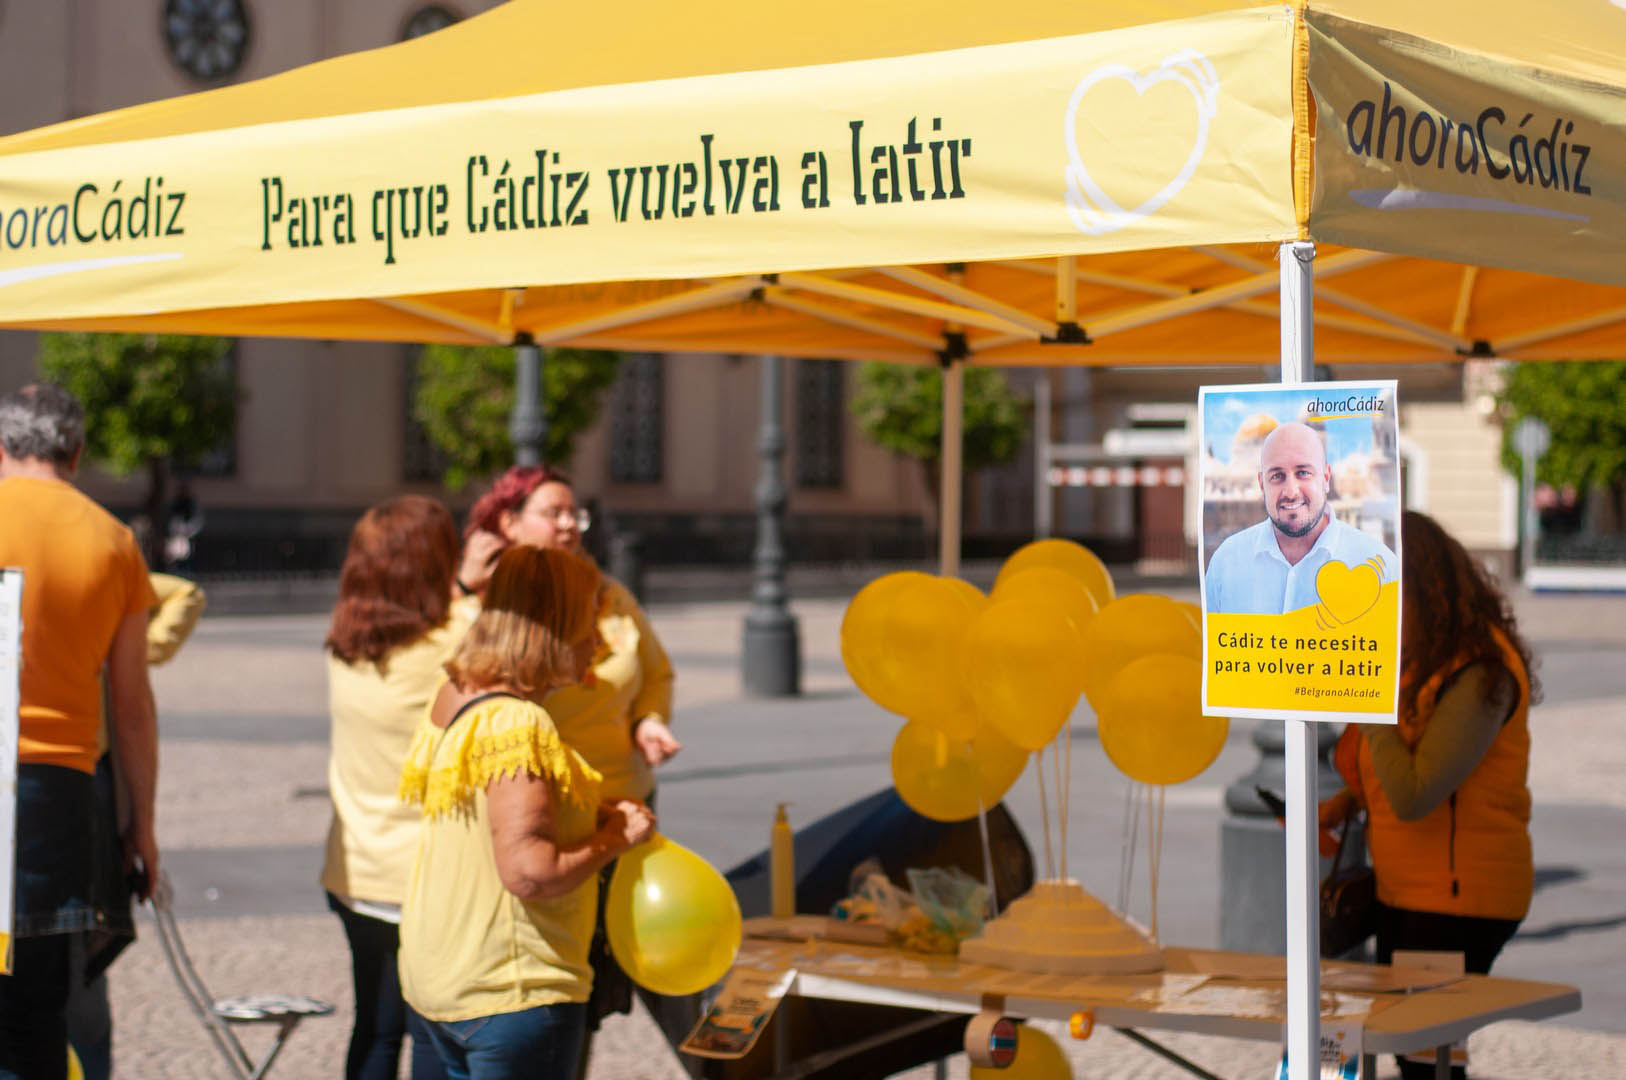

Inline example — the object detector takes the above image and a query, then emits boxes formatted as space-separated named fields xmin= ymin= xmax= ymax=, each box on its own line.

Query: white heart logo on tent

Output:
xmin=1064 ymin=50 xmax=1220 ymax=236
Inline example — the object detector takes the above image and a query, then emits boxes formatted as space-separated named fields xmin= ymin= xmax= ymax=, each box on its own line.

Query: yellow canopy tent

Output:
xmin=3 ymin=3 xmax=1621 ymax=1073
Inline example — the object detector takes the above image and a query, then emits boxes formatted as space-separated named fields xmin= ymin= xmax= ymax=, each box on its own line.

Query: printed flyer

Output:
xmin=681 ymin=966 xmax=796 ymax=1060
xmin=1197 ymin=382 xmax=1401 ymax=723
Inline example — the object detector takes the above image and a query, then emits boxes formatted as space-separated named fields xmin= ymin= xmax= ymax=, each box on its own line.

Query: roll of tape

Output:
xmin=965 ymin=1000 xmax=1018 ymax=1068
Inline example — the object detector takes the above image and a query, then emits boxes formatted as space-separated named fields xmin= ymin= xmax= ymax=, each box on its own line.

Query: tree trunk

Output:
xmin=142 ymin=456 xmax=170 ymax=570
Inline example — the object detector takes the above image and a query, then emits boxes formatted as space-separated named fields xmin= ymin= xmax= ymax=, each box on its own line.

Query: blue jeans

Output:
xmin=423 ymin=1004 xmax=586 ymax=1080
xmin=326 ymin=894 xmax=444 ymax=1080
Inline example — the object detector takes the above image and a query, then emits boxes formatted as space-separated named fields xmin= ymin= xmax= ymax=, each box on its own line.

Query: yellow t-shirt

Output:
xmin=0 ymin=475 xmax=156 ymax=773
xmin=543 ymin=578 xmax=673 ymax=801
xmin=321 ymin=598 xmax=477 ymax=906
xmin=397 ymin=694 xmax=603 ymax=1022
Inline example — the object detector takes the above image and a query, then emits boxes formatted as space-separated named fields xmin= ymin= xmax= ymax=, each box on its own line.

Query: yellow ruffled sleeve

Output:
xmin=399 ymin=697 xmax=602 ymax=822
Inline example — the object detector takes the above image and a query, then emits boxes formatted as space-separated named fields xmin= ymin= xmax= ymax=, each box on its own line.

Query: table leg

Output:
xmin=1115 ymin=1028 xmax=1227 ymax=1080
xmin=933 ymin=1059 xmax=947 ymax=1080
xmin=1435 ymin=1044 xmax=1451 ymax=1080
xmin=1360 ymin=1052 xmax=1375 ymax=1080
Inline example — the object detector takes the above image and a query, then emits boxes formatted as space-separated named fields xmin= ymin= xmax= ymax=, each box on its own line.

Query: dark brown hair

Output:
xmin=445 ymin=545 xmax=601 ymax=695
xmin=1400 ymin=509 xmax=1540 ymax=717
xmin=326 ymin=496 xmax=460 ymax=665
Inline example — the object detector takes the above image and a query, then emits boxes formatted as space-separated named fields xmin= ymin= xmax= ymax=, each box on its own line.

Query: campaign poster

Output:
xmin=1197 ymin=382 xmax=1401 ymax=723
xmin=0 ymin=569 xmax=21 ymax=973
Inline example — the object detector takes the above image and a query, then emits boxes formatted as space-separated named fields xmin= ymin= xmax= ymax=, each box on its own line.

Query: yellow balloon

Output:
xmin=67 ymin=1045 xmax=84 ymax=1080
xmin=1077 ymin=594 xmax=1201 ymax=714
xmin=606 ymin=835 xmax=742 ymax=996
xmin=939 ymin=575 xmax=990 ymax=613
xmin=868 ymin=575 xmax=984 ymax=720
xmin=1097 ymin=654 xmax=1229 ymax=786
xmin=960 ymin=598 xmax=1085 ymax=750
xmin=996 ymin=539 xmax=1115 ymax=610
xmin=1175 ymin=600 xmax=1201 ymax=632
xmin=969 ymin=1024 xmax=1073 ymax=1080
xmin=841 ymin=572 xmax=932 ymax=715
xmin=991 ymin=566 xmax=1100 ymax=635
xmin=918 ymin=703 xmax=980 ymax=742
xmin=891 ymin=719 xmax=1029 ymax=822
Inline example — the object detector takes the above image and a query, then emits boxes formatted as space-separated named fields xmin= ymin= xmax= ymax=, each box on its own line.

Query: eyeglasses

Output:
xmin=537 ymin=506 xmax=592 ymax=532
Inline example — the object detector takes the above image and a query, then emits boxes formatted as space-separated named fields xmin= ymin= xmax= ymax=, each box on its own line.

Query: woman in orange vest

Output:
xmin=1320 ymin=510 xmax=1538 ymax=1080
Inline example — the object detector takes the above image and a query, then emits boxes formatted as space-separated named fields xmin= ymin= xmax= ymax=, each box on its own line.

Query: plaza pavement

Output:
xmin=106 ymin=574 xmax=1626 ymax=1078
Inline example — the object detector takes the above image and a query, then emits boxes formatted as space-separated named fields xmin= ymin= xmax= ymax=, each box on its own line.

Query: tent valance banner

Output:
xmin=1198 ymin=380 xmax=1402 ymax=723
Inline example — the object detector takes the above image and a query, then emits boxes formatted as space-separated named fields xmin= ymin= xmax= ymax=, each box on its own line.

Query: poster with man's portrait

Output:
xmin=1197 ymin=381 xmax=1402 ymax=723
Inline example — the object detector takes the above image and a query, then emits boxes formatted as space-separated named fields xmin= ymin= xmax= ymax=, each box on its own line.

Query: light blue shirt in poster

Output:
xmin=1205 ymin=515 xmax=1397 ymax=616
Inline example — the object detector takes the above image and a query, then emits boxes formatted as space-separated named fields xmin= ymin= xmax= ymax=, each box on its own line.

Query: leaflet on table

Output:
xmin=1197 ymin=382 xmax=1402 ymax=724
xmin=681 ymin=966 xmax=797 ymax=1060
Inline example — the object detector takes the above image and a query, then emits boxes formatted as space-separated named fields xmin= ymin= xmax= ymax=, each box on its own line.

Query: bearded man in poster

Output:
xmin=1205 ymin=421 xmax=1397 ymax=616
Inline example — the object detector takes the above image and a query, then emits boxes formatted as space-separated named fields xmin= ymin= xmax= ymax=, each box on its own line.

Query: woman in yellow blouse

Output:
xmin=399 ymin=545 xmax=655 ymax=1080
xmin=323 ymin=496 xmax=472 ymax=1080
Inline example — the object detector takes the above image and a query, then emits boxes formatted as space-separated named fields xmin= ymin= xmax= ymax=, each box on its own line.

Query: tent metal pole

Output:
xmin=939 ymin=357 xmax=964 ymax=577
xmin=1278 ymin=239 xmax=1320 ymax=1080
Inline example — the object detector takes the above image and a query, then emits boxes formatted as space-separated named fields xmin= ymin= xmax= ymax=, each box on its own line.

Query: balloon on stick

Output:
xmin=841 ymin=571 xmax=931 ymax=716
xmin=606 ymin=835 xmax=742 ymax=996
xmin=891 ymin=718 xmax=1030 ymax=822
xmin=867 ymin=574 xmax=985 ymax=720
xmin=995 ymin=538 xmax=1115 ymax=610
xmin=960 ymin=598 xmax=1085 ymax=751
xmin=1097 ymin=653 xmax=1229 ymax=786
xmin=991 ymin=565 xmax=1100 ymax=634
xmin=1077 ymin=594 xmax=1201 ymax=714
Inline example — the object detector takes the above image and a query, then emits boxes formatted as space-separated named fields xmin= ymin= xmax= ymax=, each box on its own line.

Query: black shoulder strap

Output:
xmin=447 ymin=690 xmax=522 ymax=728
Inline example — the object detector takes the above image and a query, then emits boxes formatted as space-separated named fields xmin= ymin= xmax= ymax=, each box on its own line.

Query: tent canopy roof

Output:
xmin=2 ymin=0 xmax=1624 ymax=364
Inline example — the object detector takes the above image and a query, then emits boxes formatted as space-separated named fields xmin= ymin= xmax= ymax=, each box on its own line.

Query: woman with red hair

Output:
xmin=459 ymin=465 xmax=677 ymax=1049
xmin=1320 ymin=510 xmax=1538 ymax=1080
xmin=323 ymin=496 xmax=470 ymax=1080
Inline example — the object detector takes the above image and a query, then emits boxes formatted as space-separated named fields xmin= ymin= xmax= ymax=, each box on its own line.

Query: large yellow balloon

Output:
xmin=970 ymin=1025 xmax=1073 ymax=1080
xmin=841 ymin=572 xmax=932 ymax=715
xmin=991 ymin=566 xmax=1100 ymax=635
xmin=1077 ymin=594 xmax=1201 ymax=714
xmin=606 ymin=835 xmax=742 ymax=996
xmin=960 ymin=598 xmax=1085 ymax=750
xmin=867 ymin=575 xmax=985 ymax=720
xmin=891 ymin=719 xmax=1029 ymax=822
xmin=1097 ymin=654 xmax=1229 ymax=786
xmin=995 ymin=539 xmax=1114 ymax=610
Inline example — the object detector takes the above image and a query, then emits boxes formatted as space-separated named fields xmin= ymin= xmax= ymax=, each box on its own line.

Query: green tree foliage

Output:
xmin=1498 ymin=361 xmax=1626 ymax=488
xmin=850 ymin=362 xmax=1027 ymax=509
xmin=413 ymin=344 xmax=621 ymax=490
xmin=38 ymin=332 xmax=236 ymax=564
xmin=1499 ymin=360 xmax=1626 ymax=530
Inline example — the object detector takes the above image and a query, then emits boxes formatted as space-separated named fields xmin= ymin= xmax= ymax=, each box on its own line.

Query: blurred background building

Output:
xmin=0 ymin=0 xmax=1519 ymax=579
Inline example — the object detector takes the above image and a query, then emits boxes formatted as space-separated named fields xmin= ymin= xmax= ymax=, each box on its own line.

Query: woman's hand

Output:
xmin=599 ymin=798 xmax=657 ymax=852
xmin=633 ymin=718 xmax=683 ymax=767
xmin=456 ymin=529 xmax=508 ymax=595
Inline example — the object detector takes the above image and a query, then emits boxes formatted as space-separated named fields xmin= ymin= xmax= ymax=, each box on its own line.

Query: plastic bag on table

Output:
xmin=831 ymin=858 xmax=914 ymax=930
xmin=906 ymin=866 xmax=990 ymax=941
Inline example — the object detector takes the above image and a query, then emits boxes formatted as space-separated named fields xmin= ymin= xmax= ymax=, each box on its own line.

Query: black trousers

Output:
xmin=0 ymin=933 xmax=71 ymax=1080
xmin=1374 ymin=901 xmax=1521 ymax=1080
xmin=326 ymin=894 xmax=445 ymax=1080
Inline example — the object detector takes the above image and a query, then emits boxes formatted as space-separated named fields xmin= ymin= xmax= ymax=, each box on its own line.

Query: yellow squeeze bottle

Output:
xmin=771 ymin=802 xmax=795 ymax=919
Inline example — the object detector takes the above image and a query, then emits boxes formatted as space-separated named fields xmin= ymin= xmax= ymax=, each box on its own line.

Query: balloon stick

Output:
xmin=974 ymin=789 xmax=999 ymax=917
xmin=1118 ymin=779 xmax=1141 ymax=915
xmin=1035 ymin=746 xmax=1055 ymax=881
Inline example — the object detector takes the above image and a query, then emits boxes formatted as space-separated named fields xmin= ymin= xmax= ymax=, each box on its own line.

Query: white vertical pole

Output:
xmin=940 ymin=359 xmax=964 ymax=578
xmin=1279 ymin=240 xmax=1320 ymax=1080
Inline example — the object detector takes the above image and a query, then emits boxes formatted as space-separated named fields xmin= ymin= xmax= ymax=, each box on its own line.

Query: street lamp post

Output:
xmin=742 ymin=354 xmax=801 ymax=696
xmin=509 ymin=337 xmax=546 ymax=466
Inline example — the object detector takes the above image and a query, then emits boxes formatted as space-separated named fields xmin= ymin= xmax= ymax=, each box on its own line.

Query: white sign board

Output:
xmin=0 ymin=569 xmax=20 ymax=973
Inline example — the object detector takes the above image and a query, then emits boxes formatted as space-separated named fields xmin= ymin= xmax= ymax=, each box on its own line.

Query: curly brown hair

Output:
xmin=1400 ymin=510 xmax=1540 ymax=718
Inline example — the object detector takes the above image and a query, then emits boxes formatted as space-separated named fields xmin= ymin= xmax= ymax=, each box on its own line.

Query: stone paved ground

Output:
xmin=105 ymin=584 xmax=1626 ymax=1078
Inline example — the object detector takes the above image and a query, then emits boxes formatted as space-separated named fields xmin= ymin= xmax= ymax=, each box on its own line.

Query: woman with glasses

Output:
xmin=459 ymin=466 xmax=678 ymax=1060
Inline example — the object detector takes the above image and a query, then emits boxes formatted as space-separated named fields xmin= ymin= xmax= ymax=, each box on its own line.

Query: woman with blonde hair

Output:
xmin=399 ymin=545 xmax=655 ymax=1080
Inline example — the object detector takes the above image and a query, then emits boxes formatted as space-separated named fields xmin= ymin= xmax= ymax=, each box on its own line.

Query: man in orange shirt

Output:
xmin=0 ymin=384 xmax=159 ymax=1079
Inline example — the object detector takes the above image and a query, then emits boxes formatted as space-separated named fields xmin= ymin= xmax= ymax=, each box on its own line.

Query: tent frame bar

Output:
xmin=1495 ymin=304 xmax=1626 ymax=353
xmin=778 ymin=271 xmax=1039 ymax=339
xmin=874 ymin=265 xmax=1057 ymax=338
xmin=761 ymin=288 xmax=940 ymax=353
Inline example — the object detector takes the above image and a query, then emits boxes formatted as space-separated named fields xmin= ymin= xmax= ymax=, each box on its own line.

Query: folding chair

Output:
xmin=148 ymin=872 xmax=334 ymax=1080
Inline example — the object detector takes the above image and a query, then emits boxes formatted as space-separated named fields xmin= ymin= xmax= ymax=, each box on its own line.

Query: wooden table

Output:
xmin=731 ymin=936 xmax=1581 ymax=1079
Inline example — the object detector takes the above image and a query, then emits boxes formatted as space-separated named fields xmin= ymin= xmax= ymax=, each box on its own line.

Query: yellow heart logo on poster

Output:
xmin=1315 ymin=559 xmax=1382 ymax=625
xmin=1065 ymin=50 xmax=1220 ymax=235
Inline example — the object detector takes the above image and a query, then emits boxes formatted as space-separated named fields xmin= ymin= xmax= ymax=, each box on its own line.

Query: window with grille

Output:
xmin=400 ymin=349 xmax=446 ymax=484
xmin=795 ymin=358 xmax=844 ymax=489
xmin=608 ymin=353 xmax=664 ymax=484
